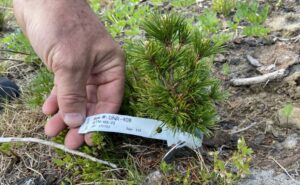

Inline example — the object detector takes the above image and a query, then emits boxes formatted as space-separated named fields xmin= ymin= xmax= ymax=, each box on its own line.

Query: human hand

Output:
xmin=13 ymin=0 xmax=125 ymax=149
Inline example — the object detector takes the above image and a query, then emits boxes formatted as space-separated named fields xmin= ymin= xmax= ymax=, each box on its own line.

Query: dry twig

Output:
xmin=230 ymin=69 xmax=286 ymax=86
xmin=0 ymin=137 xmax=117 ymax=168
xmin=230 ymin=122 xmax=257 ymax=135
xmin=275 ymin=35 xmax=300 ymax=43
xmin=0 ymin=58 xmax=25 ymax=63
xmin=0 ymin=49 xmax=30 ymax=55
xmin=270 ymin=156 xmax=296 ymax=182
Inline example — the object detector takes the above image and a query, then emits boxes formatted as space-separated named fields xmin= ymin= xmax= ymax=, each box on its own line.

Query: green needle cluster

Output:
xmin=125 ymin=13 xmax=224 ymax=135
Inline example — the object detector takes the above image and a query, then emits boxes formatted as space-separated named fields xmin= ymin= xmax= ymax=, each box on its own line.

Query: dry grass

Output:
xmin=0 ymin=100 xmax=67 ymax=184
xmin=0 ymin=7 xmax=58 ymax=181
xmin=0 ymin=61 xmax=65 ymax=184
xmin=0 ymin=142 xmax=66 ymax=184
xmin=0 ymin=101 xmax=45 ymax=137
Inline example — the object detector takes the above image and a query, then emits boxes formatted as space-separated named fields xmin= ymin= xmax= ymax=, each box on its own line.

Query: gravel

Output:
xmin=237 ymin=170 xmax=300 ymax=185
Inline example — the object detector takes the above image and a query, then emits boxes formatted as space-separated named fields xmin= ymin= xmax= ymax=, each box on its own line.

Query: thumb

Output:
xmin=54 ymin=66 xmax=88 ymax=128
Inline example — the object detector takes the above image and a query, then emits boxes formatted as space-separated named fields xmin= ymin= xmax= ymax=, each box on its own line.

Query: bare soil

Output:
xmin=215 ymin=0 xmax=300 ymax=182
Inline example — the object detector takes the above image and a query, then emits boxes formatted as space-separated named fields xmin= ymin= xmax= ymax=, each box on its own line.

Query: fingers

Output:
xmin=83 ymin=59 xmax=124 ymax=146
xmin=42 ymin=87 xmax=58 ymax=115
xmin=45 ymin=112 xmax=84 ymax=149
xmin=84 ymin=133 xmax=94 ymax=146
xmin=54 ymin=65 xmax=89 ymax=128
xmin=88 ymin=64 xmax=125 ymax=114
xmin=45 ymin=46 xmax=124 ymax=148
xmin=84 ymin=75 xmax=124 ymax=146
xmin=44 ymin=113 xmax=66 ymax=137
xmin=52 ymin=62 xmax=89 ymax=149
xmin=96 ymin=78 xmax=124 ymax=114
xmin=84 ymin=103 xmax=96 ymax=146
xmin=86 ymin=85 xmax=97 ymax=104
xmin=64 ymin=128 xmax=85 ymax=149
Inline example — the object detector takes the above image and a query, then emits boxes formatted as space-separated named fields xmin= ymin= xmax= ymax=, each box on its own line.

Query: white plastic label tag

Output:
xmin=78 ymin=114 xmax=202 ymax=149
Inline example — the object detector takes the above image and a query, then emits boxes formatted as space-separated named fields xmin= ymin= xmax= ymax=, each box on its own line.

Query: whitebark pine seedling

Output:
xmin=124 ymin=13 xmax=224 ymax=136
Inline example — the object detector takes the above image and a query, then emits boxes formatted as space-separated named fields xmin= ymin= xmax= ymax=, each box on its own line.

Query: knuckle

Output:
xmin=108 ymin=44 xmax=125 ymax=67
xmin=103 ymin=40 xmax=125 ymax=60
xmin=51 ymin=50 xmax=85 ymax=73
xmin=59 ymin=93 xmax=86 ymax=105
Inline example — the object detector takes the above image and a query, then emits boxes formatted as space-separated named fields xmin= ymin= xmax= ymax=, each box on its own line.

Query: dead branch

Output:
xmin=0 ymin=137 xmax=117 ymax=168
xmin=278 ymin=155 xmax=300 ymax=168
xmin=0 ymin=49 xmax=30 ymax=55
xmin=275 ymin=35 xmax=300 ymax=43
xmin=230 ymin=122 xmax=257 ymax=135
xmin=0 ymin=58 xmax=25 ymax=63
xmin=270 ymin=156 xmax=296 ymax=182
xmin=230 ymin=69 xmax=285 ymax=86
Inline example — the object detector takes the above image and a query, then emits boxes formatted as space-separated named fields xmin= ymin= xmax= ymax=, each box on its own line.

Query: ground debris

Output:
xmin=143 ymin=170 xmax=163 ymax=185
xmin=277 ymin=107 xmax=300 ymax=129
xmin=246 ymin=55 xmax=262 ymax=67
xmin=236 ymin=169 xmax=300 ymax=185
xmin=15 ymin=176 xmax=47 ymax=185
xmin=266 ymin=12 xmax=300 ymax=37
xmin=280 ymin=133 xmax=299 ymax=149
xmin=230 ymin=69 xmax=286 ymax=86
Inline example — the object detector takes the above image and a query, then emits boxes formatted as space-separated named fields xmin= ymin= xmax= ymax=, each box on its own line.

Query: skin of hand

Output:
xmin=13 ymin=0 xmax=125 ymax=149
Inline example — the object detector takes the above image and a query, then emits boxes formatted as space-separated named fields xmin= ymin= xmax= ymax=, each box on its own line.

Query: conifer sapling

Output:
xmin=125 ymin=13 xmax=224 ymax=136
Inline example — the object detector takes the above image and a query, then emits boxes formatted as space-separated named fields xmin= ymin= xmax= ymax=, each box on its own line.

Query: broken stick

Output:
xmin=230 ymin=69 xmax=286 ymax=86
xmin=0 ymin=137 xmax=117 ymax=168
xmin=271 ymin=156 xmax=296 ymax=182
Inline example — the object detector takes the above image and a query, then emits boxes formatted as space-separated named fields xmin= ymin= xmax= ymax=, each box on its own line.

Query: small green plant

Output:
xmin=102 ymin=0 xmax=149 ymax=38
xmin=1 ymin=30 xmax=40 ymax=64
xmin=201 ymin=137 xmax=253 ymax=184
xmin=198 ymin=10 xmax=221 ymax=34
xmin=280 ymin=103 xmax=294 ymax=125
xmin=0 ymin=62 xmax=8 ymax=75
xmin=52 ymin=132 xmax=145 ymax=184
xmin=0 ymin=143 xmax=12 ymax=156
xmin=52 ymin=132 xmax=108 ymax=182
xmin=170 ymin=0 xmax=195 ymax=7
xmin=197 ymin=10 xmax=233 ymax=45
xmin=235 ymin=0 xmax=270 ymax=37
xmin=88 ymin=0 xmax=100 ymax=13
xmin=159 ymin=161 xmax=192 ymax=183
xmin=242 ymin=24 xmax=270 ymax=37
xmin=156 ymin=137 xmax=253 ymax=184
xmin=25 ymin=68 xmax=53 ymax=107
xmin=235 ymin=1 xmax=269 ymax=25
xmin=126 ymin=13 xmax=224 ymax=135
xmin=212 ymin=0 xmax=237 ymax=16
xmin=160 ymin=161 xmax=174 ymax=174
xmin=151 ymin=0 xmax=166 ymax=5
xmin=222 ymin=63 xmax=230 ymax=76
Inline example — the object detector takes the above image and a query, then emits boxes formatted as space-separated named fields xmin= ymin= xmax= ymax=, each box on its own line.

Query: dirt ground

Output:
xmin=214 ymin=0 xmax=300 ymax=183
xmin=0 ymin=0 xmax=300 ymax=184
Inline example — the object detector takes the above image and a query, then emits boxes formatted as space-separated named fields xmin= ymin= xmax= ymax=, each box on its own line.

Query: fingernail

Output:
xmin=64 ymin=113 xmax=85 ymax=127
